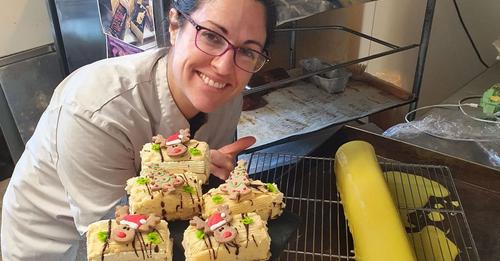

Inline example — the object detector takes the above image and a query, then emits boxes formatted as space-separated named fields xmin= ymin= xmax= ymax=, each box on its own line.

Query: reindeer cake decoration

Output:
xmin=152 ymin=129 xmax=191 ymax=157
xmin=190 ymin=205 xmax=237 ymax=243
xmin=110 ymin=206 xmax=161 ymax=243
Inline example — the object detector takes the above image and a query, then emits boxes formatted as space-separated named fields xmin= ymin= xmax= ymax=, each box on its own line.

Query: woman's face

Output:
xmin=167 ymin=0 xmax=267 ymax=118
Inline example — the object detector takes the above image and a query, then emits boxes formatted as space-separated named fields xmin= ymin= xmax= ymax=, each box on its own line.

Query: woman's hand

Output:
xmin=210 ymin=136 xmax=256 ymax=180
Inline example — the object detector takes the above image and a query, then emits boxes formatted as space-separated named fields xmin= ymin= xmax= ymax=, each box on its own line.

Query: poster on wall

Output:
xmin=105 ymin=35 xmax=144 ymax=58
xmin=97 ymin=0 xmax=157 ymax=57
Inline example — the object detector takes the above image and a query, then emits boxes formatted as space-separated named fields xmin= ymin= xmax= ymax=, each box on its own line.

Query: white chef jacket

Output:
xmin=1 ymin=48 xmax=242 ymax=260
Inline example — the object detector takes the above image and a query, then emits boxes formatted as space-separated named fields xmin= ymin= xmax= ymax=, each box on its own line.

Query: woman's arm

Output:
xmin=55 ymin=106 xmax=137 ymax=235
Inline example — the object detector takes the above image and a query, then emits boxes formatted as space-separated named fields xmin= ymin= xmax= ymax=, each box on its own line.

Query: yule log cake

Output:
xmin=140 ymin=129 xmax=210 ymax=183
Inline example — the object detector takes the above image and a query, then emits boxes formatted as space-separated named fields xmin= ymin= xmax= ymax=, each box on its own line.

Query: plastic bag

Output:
xmin=383 ymin=108 xmax=500 ymax=168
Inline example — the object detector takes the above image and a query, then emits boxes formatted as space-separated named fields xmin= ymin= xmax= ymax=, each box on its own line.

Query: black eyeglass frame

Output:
xmin=177 ymin=10 xmax=270 ymax=73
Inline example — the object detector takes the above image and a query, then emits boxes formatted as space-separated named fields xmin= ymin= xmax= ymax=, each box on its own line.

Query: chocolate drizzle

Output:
xmin=161 ymin=200 xmax=167 ymax=220
xmin=223 ymin=243 xmax=231 ymax=254
xmin=145 ymin=182 xmax=153 ymax=199
xmin=251 ymin=235 xmax=258 ymax=246
xmin=203 ymin=236 xmax=217 ymax=259
xmin=249 ymin=184 xmax=268 ymax=193
xmin=242 ymin=214 xmax=250 ymax=247
xmin=159 ymin=148 xmax=164 ymax=162
xmin=136 ymin=231 xmax=147 ymax=259
xmin=101 ymin=219 xmax=112 ymax=261
xmin=226 ymin=241 xmax=240 ymax=256
xmin=162 ymin=209 xmax=167 ymax=220
xmin=153 ymin=228 xmax=165 ymax=242
xmin=132 ymin=233 xmax=139 ymax=257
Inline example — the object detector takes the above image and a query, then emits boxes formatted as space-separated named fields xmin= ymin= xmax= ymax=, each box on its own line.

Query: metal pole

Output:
xmin=153 ymin=0 xmax=169 ymax=48
xmin=276 ymin=25 xmax=400 ymax=49
xmin=45 ymin=0 xmax=70 ymax=77
xmin=408 ymin=0 xmax=436 ymax=120
xmin=289 ymin=21 xmax=297 ymax=69
xmin=244 ymin=44 xmax=419 ymax=96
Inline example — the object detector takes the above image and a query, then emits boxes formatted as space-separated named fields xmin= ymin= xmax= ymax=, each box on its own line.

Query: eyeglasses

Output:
xmin=178 ymin=11 xmax=270 ymax=73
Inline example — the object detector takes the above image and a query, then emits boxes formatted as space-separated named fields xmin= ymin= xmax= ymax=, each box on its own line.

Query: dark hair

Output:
xmin=171 ymin=0 xmax=277 ymax=50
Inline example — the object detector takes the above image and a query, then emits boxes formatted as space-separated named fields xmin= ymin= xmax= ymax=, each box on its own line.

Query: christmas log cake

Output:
xmin=86 ymin=206 xmax=173 ymax=261
xmin=126 ymin=165 xmax=203 ymax=221
xmin=202 ymin=160 xmax=284 ymax=221
xmin=182 ymin=205 xmax=271 ymax=261
xmin=140 ymin=129 xmax=210 ymax=184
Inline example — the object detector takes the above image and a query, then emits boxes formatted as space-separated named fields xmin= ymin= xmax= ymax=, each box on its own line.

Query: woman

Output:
xmin=1 ymin=0 xmax=277 ymax=259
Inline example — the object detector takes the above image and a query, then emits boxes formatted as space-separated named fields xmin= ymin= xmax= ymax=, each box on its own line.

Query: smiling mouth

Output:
xmin=198 ymin=72 xmax=228 ymax=89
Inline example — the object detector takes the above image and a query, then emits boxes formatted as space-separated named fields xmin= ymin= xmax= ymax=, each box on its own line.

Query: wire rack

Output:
xmin=246 ymin=152 xmax=480 ymax=261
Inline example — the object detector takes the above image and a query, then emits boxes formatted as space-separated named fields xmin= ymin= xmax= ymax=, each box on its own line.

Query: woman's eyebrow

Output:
xmin=243 ymin=40 xmax=264 ymax=50
xmin=205 ymin=20 xmax=264 ymax=49
xmin=206 ymin=21 xmax=228 ymax=35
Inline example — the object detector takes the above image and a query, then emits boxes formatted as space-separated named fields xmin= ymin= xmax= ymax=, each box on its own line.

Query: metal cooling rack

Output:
xmin=246 ymin=153 xmax=480 ymax=261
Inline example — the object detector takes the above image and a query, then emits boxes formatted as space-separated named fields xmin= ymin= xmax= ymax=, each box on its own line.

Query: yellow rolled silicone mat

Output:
xmin=334 ymin=140 xmax=416 ymax=261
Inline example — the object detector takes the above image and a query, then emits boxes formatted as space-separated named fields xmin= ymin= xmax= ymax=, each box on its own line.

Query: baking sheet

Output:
xmin=238 ymin=80 xmax=407 ymax=149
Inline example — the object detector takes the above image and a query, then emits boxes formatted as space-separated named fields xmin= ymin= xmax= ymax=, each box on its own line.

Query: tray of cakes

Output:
xmin=84 ymin=129 xmax=299 ymax=261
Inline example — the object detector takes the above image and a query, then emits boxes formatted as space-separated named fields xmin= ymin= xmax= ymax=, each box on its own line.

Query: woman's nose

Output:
xmin=210 ymin=49 xmax=235 ymax=75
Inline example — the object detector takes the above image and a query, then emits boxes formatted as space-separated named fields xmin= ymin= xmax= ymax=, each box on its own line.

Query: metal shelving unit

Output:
xmin=247 ymin=152 xmax=480 ymax=260
xmin=239 ymin=0 xmax=436 ymax=152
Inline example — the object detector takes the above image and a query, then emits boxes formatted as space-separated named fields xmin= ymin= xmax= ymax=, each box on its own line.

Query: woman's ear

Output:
xmin=168 ymin=8 xmax=180 ymax=45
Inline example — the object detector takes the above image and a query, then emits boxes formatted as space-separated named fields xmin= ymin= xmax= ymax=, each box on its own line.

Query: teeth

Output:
xmin=199 ymin=72 xmax=227 ymax=89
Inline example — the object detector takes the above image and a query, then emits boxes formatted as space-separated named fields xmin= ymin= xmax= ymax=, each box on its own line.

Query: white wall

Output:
xmin=366 ymin=0 xmax=499 ymax=108
xmin=0 ymin=0 xmax=53 ymax=57
xmin=364 ymin=0 xmax=500 ymax=127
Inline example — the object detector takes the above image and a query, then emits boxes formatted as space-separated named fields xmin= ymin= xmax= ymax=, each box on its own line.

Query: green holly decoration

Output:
xmin=136 ymin=177 xmax=150 ymax=185
xmin=211 ymin=195 xmax=224 ymax=204
xmin=195 ymin=230 xmax=205 ymax=239
xmin=266 ymin=183 xmax=277 ymax=193
xmin=189 ymin=147 xmax=202 ymax=156
xmin=146 ymin=232 xmax=162 ymax=245
xmin=183 ymin=185 xmax=195 ymax=194
xmin=152 ymin=143 xmax=161 ymax=151
xmin=97 ymin=231 xmax=108 ymax=242
xmin=241 ymin=216 xmax=254 ymax=225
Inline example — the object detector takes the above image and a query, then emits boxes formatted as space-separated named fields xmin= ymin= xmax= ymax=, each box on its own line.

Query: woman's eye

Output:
xmin=201 ymin=30 xmax=224 ymax=45
xmin=239 ymin=48 xmax=256 ymax=60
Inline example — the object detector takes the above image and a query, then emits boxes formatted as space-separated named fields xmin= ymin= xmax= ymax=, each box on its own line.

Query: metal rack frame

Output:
xmin=243 ymin=0 xmax=436 ymax=120
xmin=246 ymin=152 xmax=480 ymax=260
